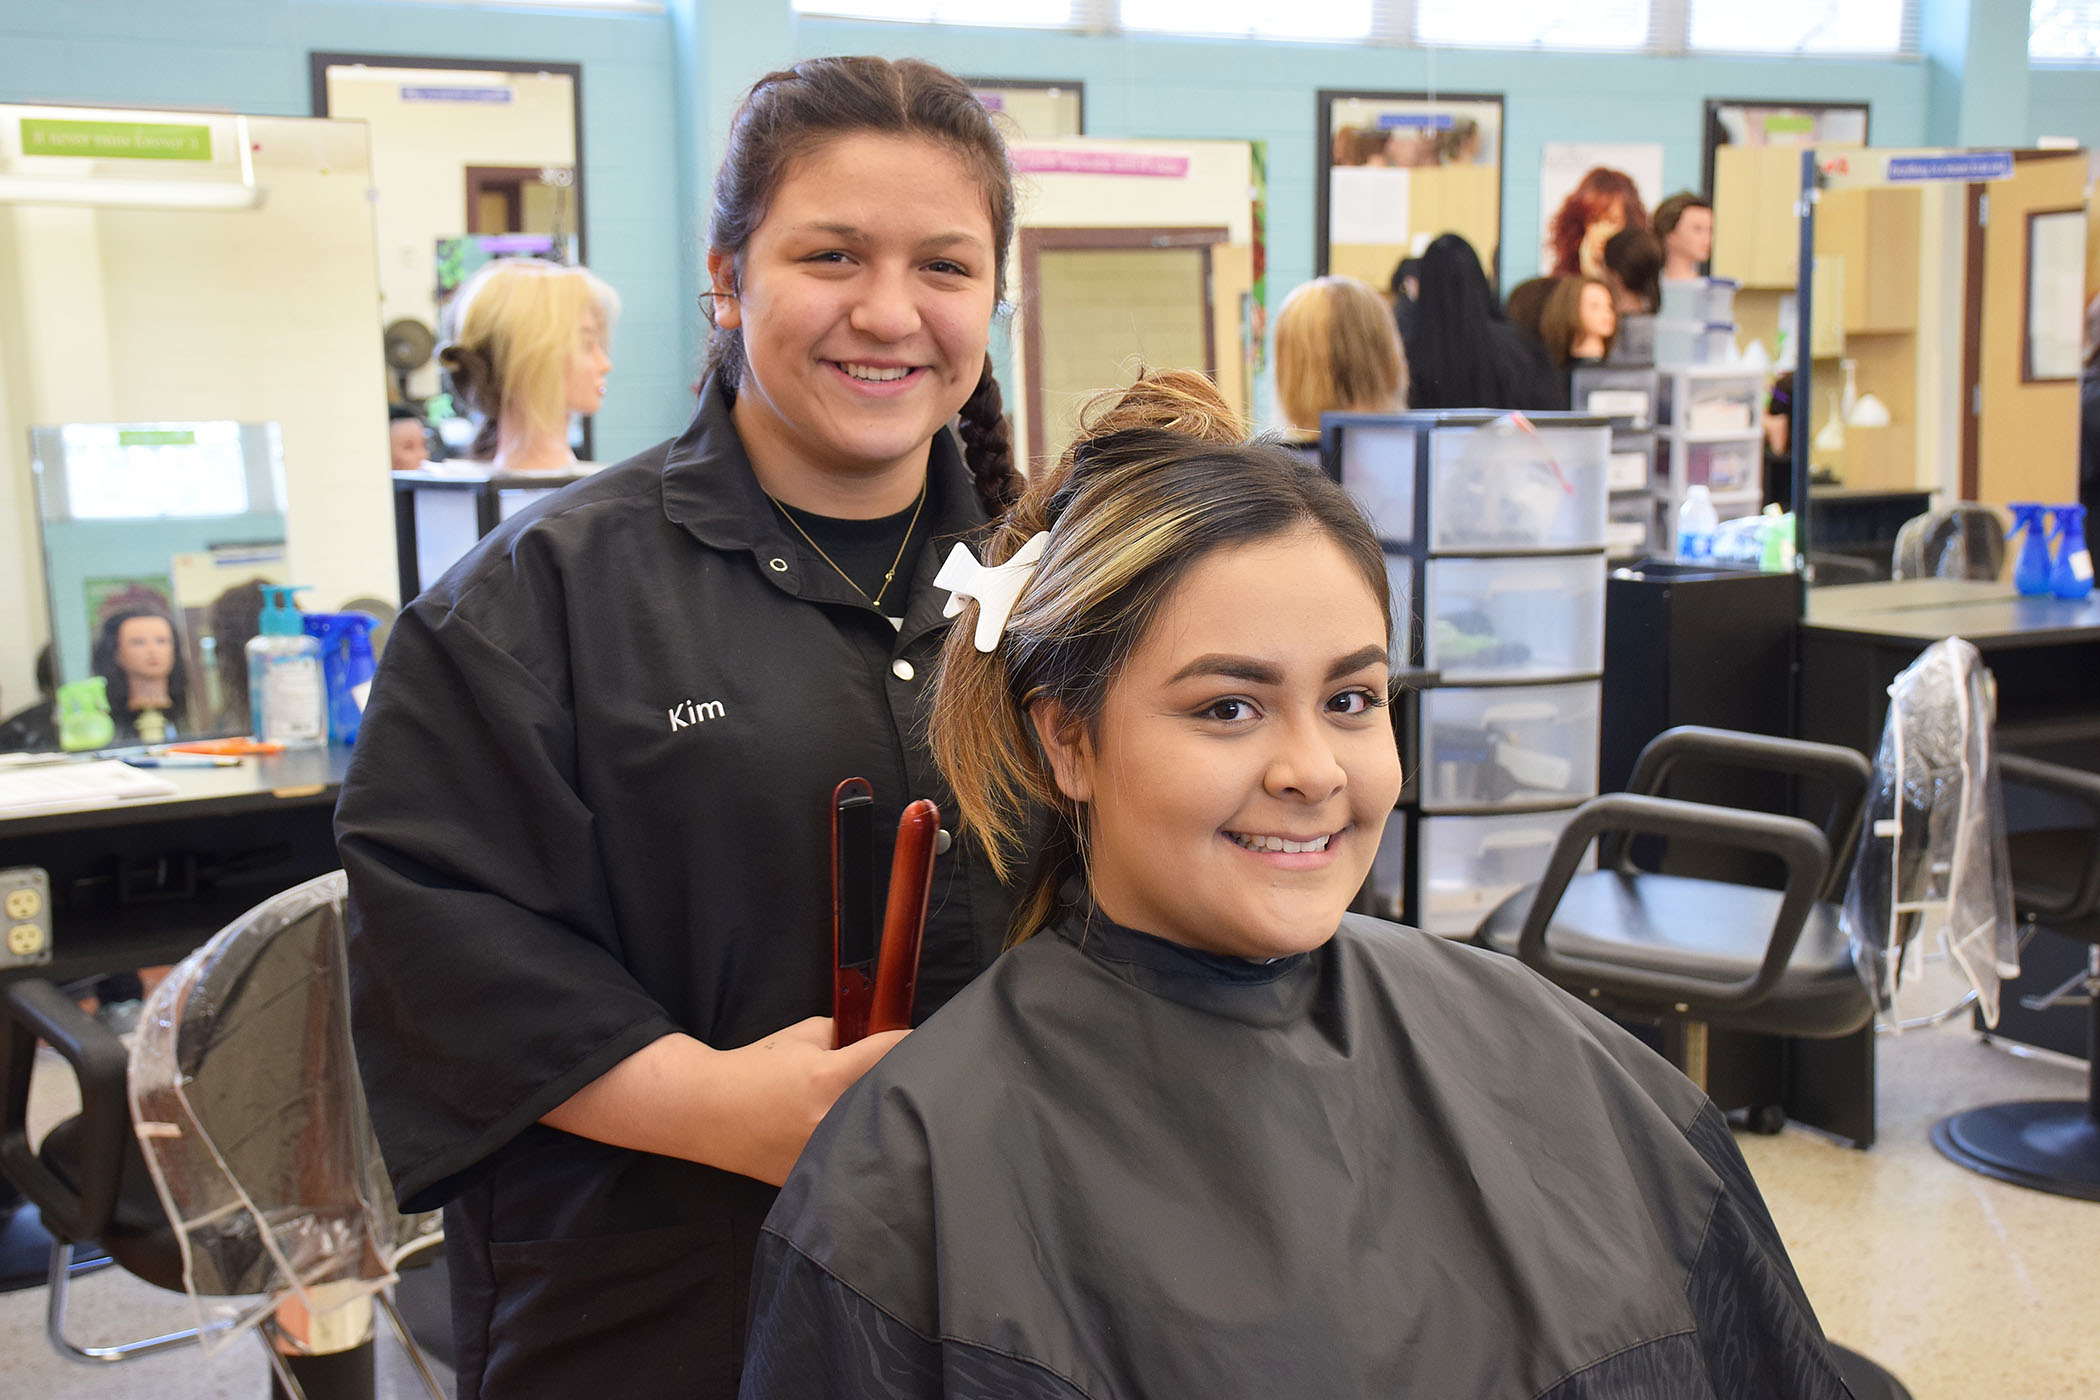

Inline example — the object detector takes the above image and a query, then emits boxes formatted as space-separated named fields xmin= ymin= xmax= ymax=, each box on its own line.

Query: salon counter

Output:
xmin=0 ymin=746 xmax=348 ymax=985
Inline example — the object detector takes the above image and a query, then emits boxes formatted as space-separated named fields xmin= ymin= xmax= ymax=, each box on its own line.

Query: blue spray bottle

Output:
xmin=2049 ymin=504 xmax=2093 ymax=601
xmin=2006 ymin=503 xmax=2054 ymax=596
xmin=303 ymin=611 xmax=380 ymax=744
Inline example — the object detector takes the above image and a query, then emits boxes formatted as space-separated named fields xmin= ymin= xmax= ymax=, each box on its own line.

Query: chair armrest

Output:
xmin=0 ymin=980 xmax=129 ymax=1242
xmin=1518 ymin=792 xmax=1832 ymax=1013
xmin=1620 ymin=726 xmax=1873 ymax=892
xmin=1998 ymin=754 xmax=2100 ymax=925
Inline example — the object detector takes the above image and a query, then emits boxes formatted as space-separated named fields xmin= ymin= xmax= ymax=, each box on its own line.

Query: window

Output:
xmin=1413 ymin=0 xmax=1649 ymax=51
xmin=2032 ymin=0 xmax=2100 ymax=61
xmin=1688 ymin=0 xmax=1909 ymax=55
xmin=1121 ymin=0 xmax=1372 ymax=42
xmin=792 ymin=0 xmax=1082 ymax=24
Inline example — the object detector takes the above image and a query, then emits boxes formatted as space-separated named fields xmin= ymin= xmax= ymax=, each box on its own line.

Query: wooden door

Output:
xmin=1970 ymin=151 xmax=2088 ymax=508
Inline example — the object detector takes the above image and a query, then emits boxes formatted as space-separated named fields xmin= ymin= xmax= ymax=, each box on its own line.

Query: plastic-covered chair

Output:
xmin=0 ymin=872 xmax=441 ymax=1396
xmin=1890 ymin=505 xmax=2007 ymax=582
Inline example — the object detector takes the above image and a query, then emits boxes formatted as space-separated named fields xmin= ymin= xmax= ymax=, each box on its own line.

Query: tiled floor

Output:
xmin=3 ymin=1023 xmax=2095 ymax=1399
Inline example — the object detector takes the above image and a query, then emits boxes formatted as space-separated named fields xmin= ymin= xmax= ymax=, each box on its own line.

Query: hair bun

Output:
xmin=1065 ymin=369 xmax=1243 ymax=466
xmin=437 ymin=342 xmax=493 ymax=414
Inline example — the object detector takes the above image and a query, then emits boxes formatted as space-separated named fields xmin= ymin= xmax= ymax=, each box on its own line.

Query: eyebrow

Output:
xmin=790 ymin=222 xmax=988 ymax=253
xmin=1168 ymin=645 xmax=1389 ymax=687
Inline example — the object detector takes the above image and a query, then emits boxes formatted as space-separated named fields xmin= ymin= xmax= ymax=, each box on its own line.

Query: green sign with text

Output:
xmin=117 ymin=430 xmax=197 ymax=447
xmin=21 ymin=118 xmax=212 ymax=162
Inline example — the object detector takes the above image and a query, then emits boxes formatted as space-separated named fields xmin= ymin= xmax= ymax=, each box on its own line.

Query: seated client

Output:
xmin=742 ymin=372 xmax=1851 ymax=1400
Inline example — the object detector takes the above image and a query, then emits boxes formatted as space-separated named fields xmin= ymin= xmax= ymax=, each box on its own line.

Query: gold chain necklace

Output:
xmin=769 ymin=479 xmax=927 ymax=611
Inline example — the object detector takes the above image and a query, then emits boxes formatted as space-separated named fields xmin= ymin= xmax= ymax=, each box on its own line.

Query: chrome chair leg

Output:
xmin=45 ymin=1240 xmax=221 ymax=1363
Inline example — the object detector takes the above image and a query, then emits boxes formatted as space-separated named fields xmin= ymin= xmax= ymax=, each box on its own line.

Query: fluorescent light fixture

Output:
xmin=0 ymin=174 xmax=263 ymax=210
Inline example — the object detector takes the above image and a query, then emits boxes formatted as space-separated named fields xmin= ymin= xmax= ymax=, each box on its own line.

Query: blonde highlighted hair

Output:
xmin=440 ymin=258 xmax=619 ymax=463
xmin=930 ymin=370 xmax=1392 ymax=944
xmin=1273 ymin=276 xmax=1407 ymax=433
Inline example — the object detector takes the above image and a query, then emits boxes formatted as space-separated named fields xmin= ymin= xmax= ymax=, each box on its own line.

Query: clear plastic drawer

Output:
xmin=1335 ymin=420 xmax=1417 ymax=545
xmin=1659 ymin=277 xmax=1738 ymax=324
xmin=1664 ymin=433 xmax=1762 ymax=495
xmin=1362 ymin=818 xmax=1407 ymax=925
xmin=1654 ymin=320 xmax=1736 ymax=367
xmin=1607 ymin=433 xmax=1652 ymax=492
xmin=1424 ymin=555 xmax=1605 ymax=682
xmin=1418 ymin=808 xmax=1593 ymax=939
xmin=1427 ymin=422 xmax=1609 ymax=553
xmin=1419 ymin=681 xmax=1601 ymax=812
xmin=1385 ymin=552 xmax=1414 ymax=668
xmin=1569 ymin=366 xmax=1659 ymax=430
xmin=1659 ymin=370 xmax=1762 ymax=435
xmin=1607 ymin=494 xmax=1659 ymax=557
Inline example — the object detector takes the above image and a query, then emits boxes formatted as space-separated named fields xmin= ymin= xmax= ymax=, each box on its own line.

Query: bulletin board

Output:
xmin=1316 ymin=90 xmax=1504 ymax=292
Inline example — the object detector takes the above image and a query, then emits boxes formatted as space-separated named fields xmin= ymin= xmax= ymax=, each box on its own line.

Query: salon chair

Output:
xmin=0 ymin=872 xmax=443 ymax=1398
xmin=1474 ymin=726 xmax=1911 ymax=1400
xmin=1932 ymin=754 xmax=2100 ymax=1200
xmin=1476 ymin=726 xmax=1875 ymax=1103
xmin=1890 ymin=505 xmax=2007 ymax=582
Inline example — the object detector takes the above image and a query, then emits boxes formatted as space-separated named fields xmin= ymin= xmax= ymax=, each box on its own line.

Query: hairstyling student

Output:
xmin=336 ymin=56 xmax=1031 ymax=1400
xmin=742 ymin=369 xmax=1857 ymax=1400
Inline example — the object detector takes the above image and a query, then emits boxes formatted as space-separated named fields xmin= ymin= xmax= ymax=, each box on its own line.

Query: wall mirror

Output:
xmin=0 ymin=103 xmax=395 ymax=752
xmin=1792 ymin=146 xmax=2091 ymax=585
xmin=311 ymin=53 xmax=585 ymax=455
xmin=1317 ymin=91 xmax=1503 ymax=292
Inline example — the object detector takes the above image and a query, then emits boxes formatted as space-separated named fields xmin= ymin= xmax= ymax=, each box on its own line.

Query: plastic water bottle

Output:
xmin=2007 ymin=502 xmax=2054 ymax=596
xmin=1676 ymin=485 xmax=1719 ymax=563
xmin=2050 ymin=504 xmax=2093 ymax=601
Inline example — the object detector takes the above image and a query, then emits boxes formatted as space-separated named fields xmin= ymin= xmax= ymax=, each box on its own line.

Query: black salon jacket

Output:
xmin=745 ymin=904 xmax=1855 ymax=1400
xmin=335 ymin=378 xmax=1017 ymax=1400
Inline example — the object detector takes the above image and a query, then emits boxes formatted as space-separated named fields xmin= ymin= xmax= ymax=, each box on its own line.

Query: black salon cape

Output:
xmin=334 ymin=379 xmax=1018 ymax=1400
xmin=744 ymin=905 xmax=1854 ymax=1400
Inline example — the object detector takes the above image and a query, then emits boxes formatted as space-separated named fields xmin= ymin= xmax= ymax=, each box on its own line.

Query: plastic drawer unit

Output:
xmin=1424 ymin=555 xmax=1606 ymax=683
xmin=1427 ymin=423 xmax=1609 ymax=554
xmin=1334 ymin=417 xmax=1417 ymax=546
xmin=1658 ymin=370 xmax=1762 ymax=436
xmin=1417 ymin=808 xmax=1595 ymax=939
xmin=1418 ymin=681 xmax=1602 ymax=812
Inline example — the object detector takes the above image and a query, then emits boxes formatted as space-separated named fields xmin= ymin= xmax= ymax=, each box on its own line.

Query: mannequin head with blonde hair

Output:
xmin=439 ymin=258 xmax=620 ymax=471
xmin=1273 ymin=276 xmax=1407 ymax=435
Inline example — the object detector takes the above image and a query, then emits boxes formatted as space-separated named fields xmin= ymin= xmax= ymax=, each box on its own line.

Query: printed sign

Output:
xmin=1011 ymin=148 xmax=1188 ymax=178
xmin=21 ymin=118 xmax=211 ymax=161
xmin=1378 ymin=113 xmax=1454 ymax=131
xmin=400 ymin=86 xmax=513 ymax=104
xmin=1885 ymin=152 xmax=2013 ymax=183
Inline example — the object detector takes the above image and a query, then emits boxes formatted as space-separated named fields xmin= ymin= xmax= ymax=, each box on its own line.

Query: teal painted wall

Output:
xmin=2029 ymin=68 xmax=2100 ymax=148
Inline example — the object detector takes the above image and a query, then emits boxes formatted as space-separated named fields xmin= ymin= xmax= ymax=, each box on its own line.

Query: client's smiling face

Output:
xmin=1035 ymin=525 xmax=1400 ymax=961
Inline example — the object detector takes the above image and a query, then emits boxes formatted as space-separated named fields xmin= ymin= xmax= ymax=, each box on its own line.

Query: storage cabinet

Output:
xmin=1323 ymin=410 xmax=1611 ymax=938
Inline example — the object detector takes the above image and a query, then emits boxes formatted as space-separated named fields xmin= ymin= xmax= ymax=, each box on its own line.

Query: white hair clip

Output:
xmin=936 ymin=531 xmax=1050 ymax=652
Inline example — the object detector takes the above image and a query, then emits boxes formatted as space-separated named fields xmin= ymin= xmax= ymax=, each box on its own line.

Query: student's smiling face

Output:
xmin=710 ymin=132 xmax=998 ymax=512
xmin=1033 ymin=527 xmax=1401 ymax=961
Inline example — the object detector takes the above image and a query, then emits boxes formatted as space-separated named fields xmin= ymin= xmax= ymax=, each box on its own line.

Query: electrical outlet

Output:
xmin=1 ymin=866 xmax=52 ymax=968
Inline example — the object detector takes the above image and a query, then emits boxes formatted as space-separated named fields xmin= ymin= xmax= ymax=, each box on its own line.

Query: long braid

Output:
xmin=958 ymin=353 xmax=1025 ymax=514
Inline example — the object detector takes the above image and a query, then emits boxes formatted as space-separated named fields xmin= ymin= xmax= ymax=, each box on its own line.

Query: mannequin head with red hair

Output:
xmin=1548 ymin=166 xmax=1648 ymax=279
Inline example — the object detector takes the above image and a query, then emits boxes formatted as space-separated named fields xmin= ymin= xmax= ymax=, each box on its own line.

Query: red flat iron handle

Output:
xmin=870 ymin=799 xmax=940 ymax=1034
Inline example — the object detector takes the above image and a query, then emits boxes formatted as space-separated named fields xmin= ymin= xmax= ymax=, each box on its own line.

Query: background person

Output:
xmin=1403 ymin=233 xmax=1561 ymax=411
xmin=436 ymin=258 xmax=620 ymax=472
xmin=388 ymin=402 xmax=430 ymax=472
xmin=338 ymin=56 xmax=1029 ymax=1400
xmin=1602 ymin=226 xmax=1663 ymax=315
